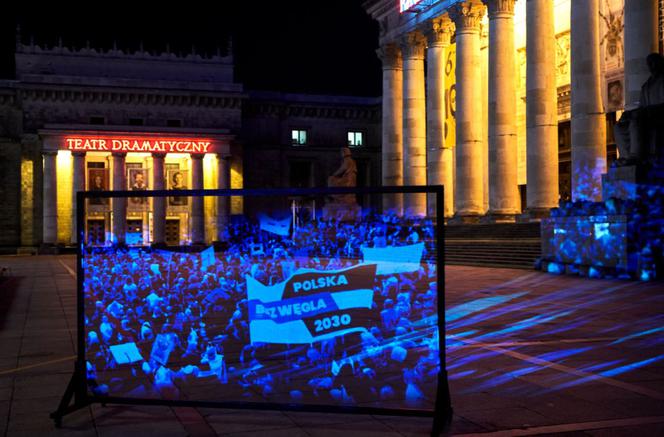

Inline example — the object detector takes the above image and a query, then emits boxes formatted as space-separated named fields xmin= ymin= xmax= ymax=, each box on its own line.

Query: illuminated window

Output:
xmin=291 ymin=129 xmax=307 ymax=146
xmin=347 ymin=131 xmax=363 ymax=147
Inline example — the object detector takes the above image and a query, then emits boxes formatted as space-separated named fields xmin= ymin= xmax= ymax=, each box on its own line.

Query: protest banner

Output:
xmin=361 ymin=243 xmax=425 ymax=275
xmin=258 ymin=214 xmax=291 ymax=237
xmin=247 ymin=263 xmax=377 ymax=344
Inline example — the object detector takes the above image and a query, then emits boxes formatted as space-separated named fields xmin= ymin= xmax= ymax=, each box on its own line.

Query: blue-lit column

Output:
xmin=401 ymin=31 xmax=427 ymax=217
xmin=216 ymin=153 xmax=231 ymax=242
xmin=191 ymin=154 xmax=204 ymax=245
xmin=70 ymin=152 xmax=86 ymax=244
xmin=42 ymin=151 xmax=58 ymax=245
xmin=152 ymin=153 xmax=166 ymax=246
xmin=571 ymin=0 xmax=606 ymax=201
xmin=111 ymin=152 xmax=127 ymax=245
xmin=426 ymin=15 xmax=455 ymax=218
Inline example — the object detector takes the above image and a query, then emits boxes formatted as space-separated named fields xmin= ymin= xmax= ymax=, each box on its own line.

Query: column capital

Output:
xmin=426 ymin=15 xmax=454 ymax=47
xmin=482 ymin=0 xmax=516 ymax=18
xmin=449 ymin=1 xmax=486 ymax=33
xmin=42 ymin=150 xmax=58 ymax=157
xmin=190 ymin=153 xmax=204 ymax=160
xmin=400 ymin=31 xmax=427 ymax=60
xmin=376 ymin=43 xmax=403 ymax=70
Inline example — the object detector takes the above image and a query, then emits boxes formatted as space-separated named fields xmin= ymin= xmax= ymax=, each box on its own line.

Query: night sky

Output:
xmin=1 ymin=0 xmax=381 ymax=97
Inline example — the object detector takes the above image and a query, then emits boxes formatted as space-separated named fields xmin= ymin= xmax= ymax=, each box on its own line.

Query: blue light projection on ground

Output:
xmin=443 ymin=274 xmax=664 ymax=396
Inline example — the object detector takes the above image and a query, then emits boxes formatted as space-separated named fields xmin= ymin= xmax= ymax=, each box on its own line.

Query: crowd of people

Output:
xmin=84 ymin=212 xmax=441 ymax=408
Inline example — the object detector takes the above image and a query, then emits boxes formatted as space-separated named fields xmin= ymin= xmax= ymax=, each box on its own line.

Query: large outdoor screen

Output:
xmin=80 ymin=188 xmax=444 ymax=413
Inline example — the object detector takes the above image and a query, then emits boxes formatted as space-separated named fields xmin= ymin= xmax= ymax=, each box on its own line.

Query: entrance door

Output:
xmin=87 ymin=220 xmax=105 ymax=245
xmin=165 ymin=219 xmax=180 ymax=246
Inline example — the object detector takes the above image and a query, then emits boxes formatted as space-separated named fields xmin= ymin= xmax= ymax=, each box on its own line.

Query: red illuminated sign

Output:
xmin=65 ymin=136 xmax=212 ymax=154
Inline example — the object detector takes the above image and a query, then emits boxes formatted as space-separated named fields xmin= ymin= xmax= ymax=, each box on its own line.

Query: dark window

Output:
xmin=89 ymin=116 xmax=105 ymax=125
xmin=167 ymin=119 xmax=182 ymax=127
xmin=289 ymin=161 xmax=313 ymax=188
xmin=129 ymin=118 xmax=144 ymax=126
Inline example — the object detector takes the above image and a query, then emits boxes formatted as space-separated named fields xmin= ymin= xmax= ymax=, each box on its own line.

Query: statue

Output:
xmin=614 ymin=53 xmax=664 ymax=166
xmin=323 ymin=147 xmax=360 ymax=220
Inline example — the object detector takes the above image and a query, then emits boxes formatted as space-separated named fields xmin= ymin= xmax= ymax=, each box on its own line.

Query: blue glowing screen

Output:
xmin=82 ymin=195 xmax=441 ymax=409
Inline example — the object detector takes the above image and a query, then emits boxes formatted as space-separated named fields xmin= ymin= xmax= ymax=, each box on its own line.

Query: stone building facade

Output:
xmin=0 ymin=39 xmax=381 ymax=251
xmin=364 ymin=0 xmax=663 ymax=220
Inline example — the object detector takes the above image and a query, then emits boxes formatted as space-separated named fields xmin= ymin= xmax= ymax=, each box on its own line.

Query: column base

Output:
xmin=517 ymin=207 xmax=553 ymax=222
xmin=448 ymin=214 xmax=482 ymax=225
xmin=482 ymin=212 xmax=518 ymax=223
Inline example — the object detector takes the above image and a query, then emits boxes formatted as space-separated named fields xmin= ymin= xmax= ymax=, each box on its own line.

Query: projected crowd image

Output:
xmin=83 ymin=210 xmax=441 ymax=409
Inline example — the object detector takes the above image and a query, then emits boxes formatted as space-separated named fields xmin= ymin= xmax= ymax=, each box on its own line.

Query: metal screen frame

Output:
xmin=53 ymin=185 xmax=451 ymax=435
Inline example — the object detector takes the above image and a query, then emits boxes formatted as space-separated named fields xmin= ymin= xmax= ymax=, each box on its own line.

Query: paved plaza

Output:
xmin=0 ymin=255 xmax=663 ymax=436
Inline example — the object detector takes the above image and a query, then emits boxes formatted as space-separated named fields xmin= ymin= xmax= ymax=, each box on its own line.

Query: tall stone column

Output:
xmin=377 ymin=43 xmax=404 ymax=215
xmin=450 ymin=2 xmax=486 ymax=219
xmin=191 ymin=154 xmax=204 ymax=245
xmin=42 ymin=151 xmax=58 ymax=245
xmin=111 ymin=153 xmax=127 ymax=245
xmin=216 ymin=154 xmax=231 ymax=242
xmin=484 ymin=0 xmax=519 ymax=219
xmin=152 ymin=153 xmax=166 ymax=246
xmin=426 ymin=15 xmax=455 ymax=218
xmin=571 ymin=0 xmax=606 ymax=201
xmin=401 ymin=31 xmax=427 ymax=217
xmin=70 ymin=152 xmax=86 ymax=244
xmin=526 ymin=0 xmax=559 ymax=214
xmin=624 ymin=0 xmax=659 ymax=108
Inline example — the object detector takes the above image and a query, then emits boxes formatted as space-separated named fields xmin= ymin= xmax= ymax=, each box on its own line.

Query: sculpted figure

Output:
xmin=328 ymin=147 xmax=357 ymax=189
xmin=327 ymin=147 xmax=358 ymax=205
xmin=614 ymin=53 xmax=664 ymax=165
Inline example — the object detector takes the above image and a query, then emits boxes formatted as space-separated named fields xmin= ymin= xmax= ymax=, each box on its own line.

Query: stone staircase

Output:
xmin=444 ymin=223 xmax=541 ymax=269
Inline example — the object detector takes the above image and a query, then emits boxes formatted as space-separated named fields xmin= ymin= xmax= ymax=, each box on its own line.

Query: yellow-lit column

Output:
xmin=112 ymin=152 xmax=127 ymax=245
xmin=484 ymin=0 xmax=519 ymax=219
xmin=191 ymin=154 xmax=204 ymax=244
xmin=571 ymin=0 xmax=606 ymax=201
xmin=426 ymin=15 xmax=455 ymax=218
xmin=526 ymin=0 xmax=559 ymax=214
xmin=401 ymin=31 xmax=427 ymax=217
xmin=377 ymin=43 xmax=404 ymax=215
xmin=42 ymin=151 xmax=58 ymax=245
xmin=216 ymin=154 xmax=231 ymax=242
xmin=450 ymin=1 xmax=486 ymax=219
xmin=70 ymin=152 xmax=86 ymax=244
xmin=152 ymin=153 xmax=166 ymax=246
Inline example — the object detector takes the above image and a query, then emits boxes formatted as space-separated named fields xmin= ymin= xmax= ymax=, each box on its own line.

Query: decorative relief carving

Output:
xmin=427 ymin=15 xmax=454 ymax=47
xmin=449 ymin=1 xmax=486 ymax=32
xmin=555 ymin=31 xmax=571 ymax=89
xmin=400 ymin=31 xmax=427 ymax=59
xmin=376 ymin=43 xmax=403 ymax=69
xmin=599 ymin=0 xmax=624 ymax=72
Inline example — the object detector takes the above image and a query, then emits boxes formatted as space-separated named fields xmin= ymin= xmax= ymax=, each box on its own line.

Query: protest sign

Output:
xmin=247 ymin=264 xmax=377 ymax=344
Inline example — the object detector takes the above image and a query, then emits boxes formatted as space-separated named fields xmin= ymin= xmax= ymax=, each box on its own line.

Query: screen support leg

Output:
xmin=50 ymin=363 xmax=90 ymax=428
xmin=430 ymin=370 xmax=453 ymax=436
